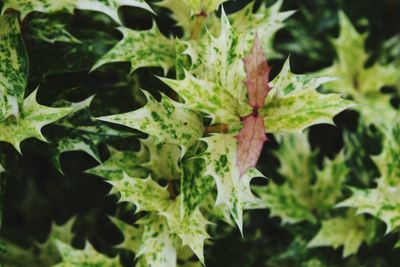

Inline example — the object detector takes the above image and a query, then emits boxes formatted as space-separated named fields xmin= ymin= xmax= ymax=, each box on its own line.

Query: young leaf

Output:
xmin=2 ymin=0 xmax=153 ymax=24
xmin=97 ymin=91 xmax=204 ymax=148
xmin=0 ymin=90 xmax=73 ymax=153
xmin=0 ymin=14 xmax=28 ymax=120
xmin=92 ymin=25 xmax=176 ymax=74
xmin=308 ymin=213 xmax=375 ymax=257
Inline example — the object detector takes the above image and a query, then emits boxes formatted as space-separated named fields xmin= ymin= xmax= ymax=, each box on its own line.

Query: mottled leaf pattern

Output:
xmin=308 ymin=213 xmax=375 ymax=257
xmin=2 ymin=0 xmax=153 ymax=23
xmin=28 ymin=16 xmax=80 ymax=44
xmin=93 ymin=25 xmax=175 ymax=73
xmin=53 ymin=241 xmax=120 ymax=267
xmin=261 ymin=60 xmax=354 ymax=133
xmin=0 ymin=14 xmax=27 ymax=120
xmin=230 ymin=0 xmax=295 ymax=58
xmin=0 ymin=90 xmax=72 ymax=152
xmin=258 ymin=134 xmax=348 ymax=224
xmin=97 ymin=91 xmax=204 ymax=147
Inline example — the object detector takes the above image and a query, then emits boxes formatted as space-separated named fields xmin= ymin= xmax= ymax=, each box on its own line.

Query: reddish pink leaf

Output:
xmin=243 ymin=34 xmax=271 ymax=109
xmin=236 ymin=115 xmax=267 ymax=175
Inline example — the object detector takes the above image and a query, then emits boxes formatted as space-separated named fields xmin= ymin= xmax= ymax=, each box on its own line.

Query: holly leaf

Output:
xmin=110 ymin=217 xmax=142 ymax=253
xmin=54 ymin=240 xmax=120 ymax=267
xmin=162 ymin=201 xmax=210 ymax=264
xmin=337 ymin=121 xmax=400 ymax=234
xmin=136 ymin=215 xmax=176 ymax=267
xmin=201 ymin=134 xmax=265 ymax=231
xmin=0 ymin=90 xmax=73 ymax=153
xmin=87 ymin=146 xmax=148 ymax=180
xmin=236 ymin=115 xmax=266 ymax=176
xmin=108 ymin=173 xmax=170 ymax=213
xmin=308 ymin=213 xmax=375 ymax=257
xmin=97 ymin=91 xmax=204 ymax=148
xmin=0 ymin=14 xmax=28 ymax=120
xmin=260 ymin=59 xmax=354 ymax=134
xmin=2 ymin=0 xmax=153 ymax=24
xmin=257 ymin=134 xmax=348 ymax=224
xmin=45 ymin=96 xmax=131 ymax=172
xmin=229 ymin=0 xmax=295 ymax=58
xmin=92 ymin=25 xmax=176 ymax=74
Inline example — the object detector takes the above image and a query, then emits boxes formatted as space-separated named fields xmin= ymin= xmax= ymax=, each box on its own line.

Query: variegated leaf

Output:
xmin=260 ymin=60 xmax=354 ymax=134
xmin=258 ymin=134 xmax=348 ymax=224
xmin=108 ymin=173 xmax=170 ymax=213
xmin=0 ymin=90 xmax=73 ymax=153
xmin=2 ymin=0 xmax=153 ymax=24
xmin=308 ymin=213 xmax=375 ymax=257
xmin=53 ymin=240 xmax=120 ymax=267
xmin=97 ymin=91 xmax=204 ymax=147
xmin=136 ymin=215 xmax=176 ymax=267
xmin=92 ymin=25 xmax=175 ymax=74
xmin=162 ymin=200 xmax=210 ymax=264
xmin=201 ymin=134 xmax=264 ymax=231
xmin=110 ymin=217 xmax=142 ymax=253
xmin=87 ymin=146 xmax=148 ymax=180
xmin=161 ymin=73 xmax=240 ymax=128
xmin=336 ymin=180 xmax=400 ymax=234
xmin=0 ymin=14 xmax=28 ymax=120
xmin=229 ymin=0 xmax=295 ymax=58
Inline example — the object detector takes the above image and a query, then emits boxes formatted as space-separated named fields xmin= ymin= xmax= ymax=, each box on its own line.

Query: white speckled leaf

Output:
xmin=201 ymin=134 xmax=264 ymax=231
xmin=97 ymin=91 xmax=204 ymax=147
xmin=162 ymin=200 xmax=209 ymax=264
xmin=308 ymin=213 xmax=375 ymax=257
xmin=140 ymin=137 xmax=182 ymax=180
xmin=261 ymin=60 xmax=354 ymax=134
xmin=257 ymin=134 xmax=348 ymax=224
xmin=161 ymin=73 xmax=240 ymax=128
xmin=110 ymin=217 xmax=142 ymax=253
xmin=108 ymin=173 xmax=170 ymax=213
xmin=136 ymin=215 xmax=176 ymax=267
xmin=2 ymin=0 xmax=153 ymax=24
xmin=229 ymin=0 xmax=294 ymax=58
xmin=53 ymin=240 xmax=120 ymax=267
xmin=93 ymin=25 xmax=175 ymax=74
xmin=87 ymin=146 xmax=149 ymax=180
xmin=0 ymin=90 xmax=73 ymax=153
xmin=0 ymin=14 xmax=28 ymax=120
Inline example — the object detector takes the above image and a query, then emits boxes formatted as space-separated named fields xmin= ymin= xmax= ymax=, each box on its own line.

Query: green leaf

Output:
xmin=2 ymin=0 xmax=153 ymax=24
xmin=97 ymin=91 xmax=204 ymax=148
xmin=0 ymin=14 xmax=28 ymax=120
xmin=53 ymin=240 xmax=120 ymax=267
xmin=93 ymin=24 xmax=176 ymax=73
xmin=257 ymin=134 xmax=348 ymax=224
xmin=0 ymin=90 xmax=73 ymax=153
xmin=308 ymin=213 xmax=375 ymax=257
xmin=201 ymin=134 xmax=265 ymax=231
xmin=260 ymin=60 xmax=354 ymax=134
xmin=229 ymin=0 xmax=294 ymax=58
xmin=28 ymin=16 xmax=80 ymax=44
xmin=108 ymin=173 xmax=170 ymax=213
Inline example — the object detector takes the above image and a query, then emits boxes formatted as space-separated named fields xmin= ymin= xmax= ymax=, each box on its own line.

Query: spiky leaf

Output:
xmin=97 ymin=91 xmax=203 ymax=147
xmin=93 ymin=25 xmax=175 ymax=73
